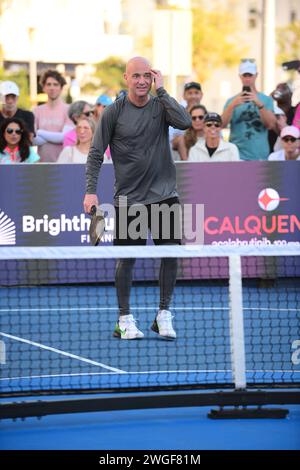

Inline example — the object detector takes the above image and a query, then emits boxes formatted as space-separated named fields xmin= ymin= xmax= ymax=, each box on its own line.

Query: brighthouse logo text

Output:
xmin=23 ymin=214 xmax=91 ymax=236
xmin=0 ymin=210 xmax=16 ymax=245
xmin=22 ymin=213 xmax=114 ymax=240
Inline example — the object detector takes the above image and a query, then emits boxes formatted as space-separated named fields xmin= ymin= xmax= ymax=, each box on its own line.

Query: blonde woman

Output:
xmin=57 ymin=118 xmax=95 ymax=163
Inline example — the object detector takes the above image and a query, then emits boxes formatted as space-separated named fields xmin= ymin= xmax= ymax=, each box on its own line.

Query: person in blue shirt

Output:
xmin=222 ymin=59 xmax=276 ymax=160
xmin=0 ymin=117 xmax=39 ymax=164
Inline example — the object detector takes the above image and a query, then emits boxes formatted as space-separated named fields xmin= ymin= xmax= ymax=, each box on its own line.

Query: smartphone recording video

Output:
xmin=242 ymin=85 xmax=251 ymax=94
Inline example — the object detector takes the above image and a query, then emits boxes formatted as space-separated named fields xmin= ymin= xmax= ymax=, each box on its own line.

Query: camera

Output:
xmin=272 ymin=90 xmax=282 ymax=100
xmin=282 ymin=60 xmax=300 ymax=71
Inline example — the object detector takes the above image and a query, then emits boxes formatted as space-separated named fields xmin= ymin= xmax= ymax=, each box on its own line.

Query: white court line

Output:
xmin=0 ymin=369 xmax=232 ymax=381
xmin=1 ymin=369 xmax=299 ymax=383
xmin=0 ymin=332 xmax=126 ymax=374
xmin=0 ymin=306 xmax=228 ymax=312
xmin=0 ymin=306 xmax=299 ymax=313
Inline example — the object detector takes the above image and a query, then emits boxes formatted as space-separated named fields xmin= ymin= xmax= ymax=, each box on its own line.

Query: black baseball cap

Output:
xmin=204 ymin=112 xmax=222 ymax=124
xmin=184 ymin=81 xmax=202 ymax=91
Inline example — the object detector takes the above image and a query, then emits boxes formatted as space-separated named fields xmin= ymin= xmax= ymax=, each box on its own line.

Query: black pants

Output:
xmin=114 ymin=198 xmax=181 ymax=316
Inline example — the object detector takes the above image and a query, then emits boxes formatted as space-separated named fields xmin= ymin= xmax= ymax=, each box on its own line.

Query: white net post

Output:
xmin=0 ymin=340 xmax=6 ymax=365
xmin=228 ymin=255 xmax=246 ymax=390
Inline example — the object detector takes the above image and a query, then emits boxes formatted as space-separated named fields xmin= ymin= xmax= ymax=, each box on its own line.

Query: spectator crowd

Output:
xmin=1 ymin=59 xmax=300 ymax=164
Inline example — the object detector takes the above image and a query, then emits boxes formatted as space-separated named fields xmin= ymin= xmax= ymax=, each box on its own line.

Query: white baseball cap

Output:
xmin=280 ymin=125 xmax=300 ymax=139
xmin=0 ymin=81 xmax=19 ymax=96
xmin=239 ymin=60 xmax=257 ymax=75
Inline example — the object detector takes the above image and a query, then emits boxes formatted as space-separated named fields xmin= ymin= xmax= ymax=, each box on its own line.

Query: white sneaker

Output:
xmin=113 ymin=314 xmax=144 ymax=340
xmin=151 ymin=309 xmax=176 ymax=339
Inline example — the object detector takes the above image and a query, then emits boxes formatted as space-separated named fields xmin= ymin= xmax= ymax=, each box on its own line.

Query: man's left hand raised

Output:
xmin=151 ymin=69 xmax=164 ymax=91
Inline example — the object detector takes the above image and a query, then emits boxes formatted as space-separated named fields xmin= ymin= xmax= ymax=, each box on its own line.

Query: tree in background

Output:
xmin=277 ymin=20 xmax=300 ymax=64
xmin=1 ymin=0 xmax=31 ymax=109
xmin=82 ymin=57 xmax=126 ymax=97
xmin=277 ymin=20 xmax=300 ymax=80
xmin=136 ymin=35 xmax=153 ymax=62
xmin=0 ymin=66 xmax=31 ymax=109
xmin=192 ymin=1 xmax=247 ymax=84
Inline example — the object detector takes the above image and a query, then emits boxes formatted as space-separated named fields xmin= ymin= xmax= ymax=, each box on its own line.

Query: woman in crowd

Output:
xmin=268 ymin=125 xmax=300 ymax=161
xmin=0 ymin=117 xmax=39 ymax=163
xmin=176 ymin=105 xmax=207 ymax=161
xmin=57 ymin=117 xmax=95 ymax=163
xmin=63 ymin=100 xmax=93 ymax=147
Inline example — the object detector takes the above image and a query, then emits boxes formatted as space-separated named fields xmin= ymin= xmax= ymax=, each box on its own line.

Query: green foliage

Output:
xmin=0 ymin=2 xmax=29 ymax=106
xmin=136 ymin=35 xmax=153 ymax=60
xmin=83 ymin=57 xmax=126 ymax=96
xmin=192 ymin=3 xmax=247 ymax=83
xmin=276 ymin=21 xmax=300 ymax=81
xmin=277 ymin=21 xmax=300 ymax=73
xmin=0 ymin=67 xmax=31 ymax=109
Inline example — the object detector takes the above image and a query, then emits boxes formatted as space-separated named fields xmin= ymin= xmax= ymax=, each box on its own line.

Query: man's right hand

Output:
xmin=231 ymin=93 xmax=251 ymax=108
xmin=83 ymin=194 xmax=99 ymax=214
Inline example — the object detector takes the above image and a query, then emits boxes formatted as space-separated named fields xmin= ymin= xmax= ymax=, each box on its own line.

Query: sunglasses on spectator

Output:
xmin=82 ymin=111 xmax=94 ymax=117
xmin=205 ymin=122 xmax=221 ymax=128
xmin=240 ymin=58 xmax=256 ymax=63
xmin=282 ymin=136 xmax=297 ymax=143
xmin=192 ymin=115 xmax=204 ymax=121
xmin=6 ymin=128 xmax=23 ymax=135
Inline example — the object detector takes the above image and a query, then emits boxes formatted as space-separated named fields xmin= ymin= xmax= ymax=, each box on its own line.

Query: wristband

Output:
xmin=257 ymin=104 xmax=264 ymax=110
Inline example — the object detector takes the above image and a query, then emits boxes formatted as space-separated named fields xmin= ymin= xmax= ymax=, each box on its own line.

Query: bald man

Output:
xmin=83 ymin=56 xmax=191 ymax=340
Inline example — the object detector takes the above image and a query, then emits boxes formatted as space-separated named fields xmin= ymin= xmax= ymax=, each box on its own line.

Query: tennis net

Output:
xmin=0 ymin=245 xmax=299 ymax=397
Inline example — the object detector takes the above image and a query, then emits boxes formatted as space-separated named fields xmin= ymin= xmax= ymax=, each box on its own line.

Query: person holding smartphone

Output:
xmin=83 ymin=56 xmax=191 ymax=340
xmin=222 ymin=59 xmax=276 ymax=160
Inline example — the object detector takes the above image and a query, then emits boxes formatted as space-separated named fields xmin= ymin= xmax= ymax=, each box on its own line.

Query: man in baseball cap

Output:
xmin=189 ymin=111 xmax=239 ymax=162
xmin=238 ymin=59 xmax=257 ymax=76
xmin=1 ymin=81 xmax=20 ymax=96
xmin=96 ymin=94 xmax=113 ymax=107
xmin=222 ymin=59 xmax=276 ymax=160
xmin=203 ymin=112 xmax=222 ymax=125
xmin=93 ymin=94 xmax=113 ymax=122
xmin=183 ymin=81 xmax=203 ymax=109
xmin=0 ymin=80 xmax=35 ymax=140
xmin=170 ymin=81 xmax=204 ymax=159
xmin=184 ymin=81 xmax=202 ymax=92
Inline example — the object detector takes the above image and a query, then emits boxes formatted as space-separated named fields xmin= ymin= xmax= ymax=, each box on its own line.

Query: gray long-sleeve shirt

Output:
xmin=86 ymin=87 xmax=192 ymax=206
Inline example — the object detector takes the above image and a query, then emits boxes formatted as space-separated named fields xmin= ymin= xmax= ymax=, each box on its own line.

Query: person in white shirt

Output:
xmin=188 ymin=112 xmax=240 ymax=162
xmin=268 ymin=125 xmax=300 ymax=161
xmin=57 ymin=117 xmax=95 ymax=163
